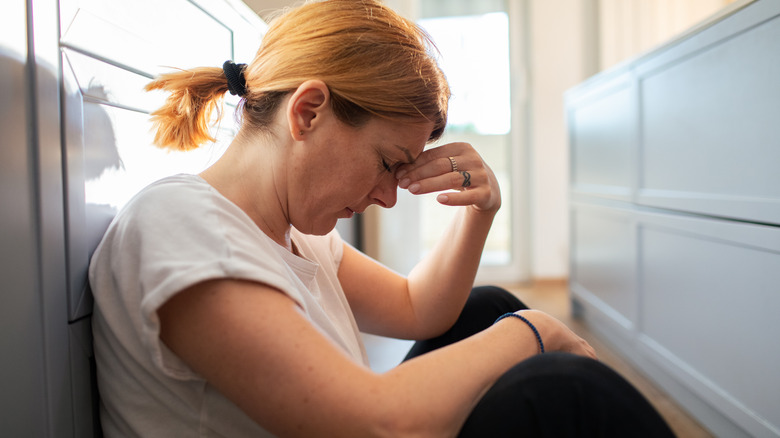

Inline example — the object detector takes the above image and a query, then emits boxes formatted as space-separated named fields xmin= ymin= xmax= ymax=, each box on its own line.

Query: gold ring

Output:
xmin=448 ymin=156 xmax=458 ymax=173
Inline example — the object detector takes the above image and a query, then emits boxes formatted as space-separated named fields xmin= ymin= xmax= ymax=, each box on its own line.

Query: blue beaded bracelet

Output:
xmin=494 ymin=312 xmax=545 ymax=354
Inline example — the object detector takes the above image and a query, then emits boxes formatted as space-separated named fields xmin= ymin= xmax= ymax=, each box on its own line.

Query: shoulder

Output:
xmin=91 ymin=174 xmax=280 ymax=281
xmin=126 ymin=174 xmax=219 ymax=221
xmin=91 ymin=173 xmax=304 ymax=307
xmin=110 ymin=174 xmax=260 ymax=241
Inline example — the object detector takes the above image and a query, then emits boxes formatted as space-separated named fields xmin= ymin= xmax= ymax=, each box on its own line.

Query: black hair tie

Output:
xmin=223 ymin=60 xmax=248 ymax=97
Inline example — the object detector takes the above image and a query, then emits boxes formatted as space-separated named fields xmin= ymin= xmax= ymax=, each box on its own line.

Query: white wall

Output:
xmin=527 ymin=0 xmax=598 ymax=279
xmin=598 ymin=0 xmax=737 ymax=71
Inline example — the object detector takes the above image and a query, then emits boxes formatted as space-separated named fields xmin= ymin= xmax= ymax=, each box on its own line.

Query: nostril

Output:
xmin=383 ymin=190 xmax=398 ymax=209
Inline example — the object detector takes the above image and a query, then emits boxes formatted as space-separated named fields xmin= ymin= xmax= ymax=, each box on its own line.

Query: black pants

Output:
xmin=404 ymin=286 xmax=676 ymax=438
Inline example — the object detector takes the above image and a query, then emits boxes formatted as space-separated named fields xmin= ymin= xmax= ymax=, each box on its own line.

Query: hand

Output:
xmin=517 ymin=310 xmax=598 ymax=359
xmin=395 ymin=142 xmax=501 ymax=213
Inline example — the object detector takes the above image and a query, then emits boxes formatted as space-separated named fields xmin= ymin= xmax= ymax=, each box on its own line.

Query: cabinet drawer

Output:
xmin=638 ymin=212 xmax=780 ymax=437
xmin=568 ymin=73 xmax=635 ymax=200
xmin=60 ymin=0 xmax=233 ymax=76
xmin=571 ymin=204 xmax=637 ymax=329
xmin=638 ymin=10 xmax=780 ymax=225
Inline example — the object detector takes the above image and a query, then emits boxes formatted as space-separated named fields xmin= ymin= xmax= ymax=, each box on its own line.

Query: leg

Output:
xmin=458 ymin=353 xmax=676 ymax=438
xmin=404 ymin=286 xmax=525 ymax=361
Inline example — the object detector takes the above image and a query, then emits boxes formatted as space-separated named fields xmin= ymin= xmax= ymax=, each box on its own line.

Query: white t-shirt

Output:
xmin=89 ymin=174 xmax=368 ymax=437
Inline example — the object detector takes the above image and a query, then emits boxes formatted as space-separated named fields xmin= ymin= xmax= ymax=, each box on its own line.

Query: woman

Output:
xmin=89 ymin=0 xmax=675 ymax=436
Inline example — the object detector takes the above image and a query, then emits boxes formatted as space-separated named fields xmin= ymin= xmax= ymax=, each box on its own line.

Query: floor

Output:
xmin=362 ymin=280 xmax=713 ymax=437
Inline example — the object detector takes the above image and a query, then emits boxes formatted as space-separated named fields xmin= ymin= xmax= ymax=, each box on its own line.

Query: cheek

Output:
xmin=311 ymin=156 xmax=384 ymax=203
xmin=342 ymin=161 xmax=383 ymax=188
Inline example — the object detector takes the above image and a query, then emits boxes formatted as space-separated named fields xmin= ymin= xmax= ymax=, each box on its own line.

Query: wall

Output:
xmin=527 ymin=0 xmax=599 ymax=279
xmin=598 ymin=0 xmax=737 ymax=71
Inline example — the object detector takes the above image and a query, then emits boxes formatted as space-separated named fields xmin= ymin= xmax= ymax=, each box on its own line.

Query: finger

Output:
xmin=405 ymin=169 xmax=484 ymax=195
xmin=435 ymin=189 xmax=488 ymax=207
xmin=396 ymin=142 xmax=473 ymax=174
xmin=398 ymin=155 xmax=478 ymax=188
xmin=397 ymin=156 xmax=456 ymax=188
xmin=460 ymin=171 xmax=473 ymax=189
xmin=418 ymin=142 xmax=472 ymax=162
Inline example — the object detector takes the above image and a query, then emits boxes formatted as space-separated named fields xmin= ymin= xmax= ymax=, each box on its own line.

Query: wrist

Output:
xmin=466 ymin=201 xmax=500 ymax=220
xmin=494 ymin=312 xmax=545 ymax=354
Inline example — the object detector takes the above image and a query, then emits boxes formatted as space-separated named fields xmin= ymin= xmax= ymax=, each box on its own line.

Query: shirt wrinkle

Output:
xmin=90 ymin=174 xmax=368 ymax=437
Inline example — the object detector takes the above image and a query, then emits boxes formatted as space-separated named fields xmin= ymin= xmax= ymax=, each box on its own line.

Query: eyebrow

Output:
xmin=395 ymin=144 xmax=415 ymax=164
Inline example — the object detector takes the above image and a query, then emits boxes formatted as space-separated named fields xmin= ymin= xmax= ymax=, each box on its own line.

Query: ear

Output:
xmin=287 ymin=80 xmax=330 ymax=141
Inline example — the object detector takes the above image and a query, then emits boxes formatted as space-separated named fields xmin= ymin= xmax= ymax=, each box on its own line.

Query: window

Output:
xmin=418 ymin=10 xmax=512 ymax=267
xmin=368 ymin=0 xmax=529 ymax=283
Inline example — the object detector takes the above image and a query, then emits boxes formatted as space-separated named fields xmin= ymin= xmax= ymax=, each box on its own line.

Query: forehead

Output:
xmin=394 ymin=144 xmax=416 ymax=163
xmin=368 ymin=117 xmax=433 ymax=161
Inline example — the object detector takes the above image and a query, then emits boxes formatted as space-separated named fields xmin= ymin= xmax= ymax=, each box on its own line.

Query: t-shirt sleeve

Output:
xmin=112 ymin=181 xmax=304 ymax=380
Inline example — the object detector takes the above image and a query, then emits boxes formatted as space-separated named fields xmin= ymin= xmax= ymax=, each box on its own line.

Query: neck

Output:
xmin=200 ymin=134 xmax=294 ymax=252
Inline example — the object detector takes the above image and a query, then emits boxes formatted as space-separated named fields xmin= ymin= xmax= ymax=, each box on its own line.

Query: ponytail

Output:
xmin=145 ymin=0 xmax=450 ymax=152
xmin=144 ymin=67 xmax=229 ymax=151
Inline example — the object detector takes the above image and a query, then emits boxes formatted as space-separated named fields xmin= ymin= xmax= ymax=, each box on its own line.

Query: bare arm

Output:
xmin=158 ymin=278 xmax=594 ymax=438
xmin=340 ymin=142 xmax=501 ymax=339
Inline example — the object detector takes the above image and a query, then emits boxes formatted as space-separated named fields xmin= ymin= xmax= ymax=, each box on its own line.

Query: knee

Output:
xmin=440 ymin=287 xmax=527 ymax=341
xmin=462 ymin=354 xmax=674 ymax=437
xmin=509 ymin=354 xmax=670 ymax=425
xmin=477 ymin=353 xmax=628 ymax=413
xmin=467 ymin=285 xmax=527 ymax=315
xmin=505 ymin=352 xmax=617 ymax=387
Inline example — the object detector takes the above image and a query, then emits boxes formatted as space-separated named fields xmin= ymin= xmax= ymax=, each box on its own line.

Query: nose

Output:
xmin=370 ymin=172 xmax=399 ymax=208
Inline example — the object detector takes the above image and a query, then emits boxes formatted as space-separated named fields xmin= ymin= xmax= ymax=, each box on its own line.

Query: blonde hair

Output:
xmin=145 ymin=0 xmax=450 ymax=151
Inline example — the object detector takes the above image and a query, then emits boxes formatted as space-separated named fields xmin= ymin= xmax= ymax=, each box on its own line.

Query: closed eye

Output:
xmin=381 ymin=158 xmax=393 ymax=173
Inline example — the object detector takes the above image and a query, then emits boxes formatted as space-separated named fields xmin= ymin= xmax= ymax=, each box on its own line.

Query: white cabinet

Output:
xmin=567 ymin=1 xmax=780 ymax=436
xmin=1 ymin=0 xmax=265 ymax=436
xmin=637 ymin=4 xmax=780 ymax=225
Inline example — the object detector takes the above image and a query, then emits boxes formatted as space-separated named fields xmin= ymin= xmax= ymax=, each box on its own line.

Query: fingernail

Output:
xmin=395 ymin=169 xmax=407 ymax=179
xmin=437 ymin=194 xmax=449 ymax=203
xmin=408 ymin=183 xmax=420 ymax=194
xmin=398 ymin=178 xmax=410 ymax=189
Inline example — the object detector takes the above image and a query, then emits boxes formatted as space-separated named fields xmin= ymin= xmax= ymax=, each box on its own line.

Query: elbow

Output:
xmin=410 ymin=311 xmax=460 ymax=341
